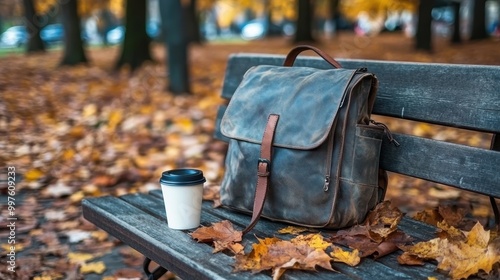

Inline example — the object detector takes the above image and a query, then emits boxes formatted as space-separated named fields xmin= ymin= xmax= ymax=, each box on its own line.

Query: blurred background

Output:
xmin=0 ymin=0 xmax=498 ymax=52
xmin=1 ymin=0 xmax=500 ymax=279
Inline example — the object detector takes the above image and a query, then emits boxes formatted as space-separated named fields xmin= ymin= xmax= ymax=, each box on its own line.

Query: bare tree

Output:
xmin=415 ymin=0 xmax=433 ymax=51
xmin=115 ymin=0 xmax=152 ymax=71
xmin=294 ymin=0 xmax=315 ymax=43
xmin=60 ymin=0 xmax=88 ymax=65
xmin=23 ymin=0 xmax=45 ymax=52
xmin=469 ymin=0 xmax=488 ymax=40
xmin=160 ymin=0 xmax=190 ymax=94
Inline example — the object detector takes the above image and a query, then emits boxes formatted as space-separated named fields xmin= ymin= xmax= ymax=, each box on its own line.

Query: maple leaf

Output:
xmin=330 ymin=201 xmax=412 ymax=258
xmin=190 ymin=220 xmax=243 ymax=254
xmin=277 ymin=226 xmax=310 ymax=235
xmin=330 ymin=246 xmax=361 ymax=266
xmin=400 ymin=222 xmax=500 ymax=279
xmin=234 ymin=237 xmax=333 ymax=280
xmin=291 ymin=233 xmax=331 ymax=250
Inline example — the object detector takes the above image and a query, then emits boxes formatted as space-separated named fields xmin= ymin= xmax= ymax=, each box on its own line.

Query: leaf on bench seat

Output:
xmin=190 ymin=220 xmax=243 ymax=254
xmin=399 ymin=222 xmax=500 ymax=280
xmin=234 ymin=236 xmax=334 ymax=280
xmin=329 ymin=201 xmax=413 ymax=258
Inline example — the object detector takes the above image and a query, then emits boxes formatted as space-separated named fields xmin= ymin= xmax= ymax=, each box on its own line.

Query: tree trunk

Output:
xmin=450 ymin=1 xmax=461 ymax=43
xmin=23 ymin=0 xmax=45 ymax=52
xmin=329 ymin=0 xmax=340 ymax=36
xmin=115 ymin=0 xmax=152 ymax=71
xmin=60 ymin=0 xmax=87 ymax=65
xmin=294 ymin=0 xmax=315 ymax=43
xmin=469 ymin=0 xmax=488 ymax=40
xmin=160 ymin=0 xmax=190 ymax=94
xmin=185 ymin=0 xmax=202 ymax=43
xmin=415 ymin=0 xmax=433 ymax=51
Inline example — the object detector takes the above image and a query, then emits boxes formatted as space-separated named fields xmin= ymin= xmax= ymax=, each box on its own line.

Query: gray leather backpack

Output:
xmin=220 ymin=45 xmax=394 ymax=233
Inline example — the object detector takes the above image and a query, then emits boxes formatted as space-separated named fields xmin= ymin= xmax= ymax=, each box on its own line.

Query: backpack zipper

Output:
xmin=323 ymin=130 xmax=335 ymax=191
xmin=369 ymin=120 xmax=401 ymax=147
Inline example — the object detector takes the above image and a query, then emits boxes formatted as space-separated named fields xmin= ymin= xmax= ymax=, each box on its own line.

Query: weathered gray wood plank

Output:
xmin=380 ymin=133 xmax=500 ymax=198
xmin=220 ymin=54 xmax=500 ymax=134
xmin=149 ymin=190 xmax=446 ymax=279
xmin=82 ymin=197 xmax=268 ymax=280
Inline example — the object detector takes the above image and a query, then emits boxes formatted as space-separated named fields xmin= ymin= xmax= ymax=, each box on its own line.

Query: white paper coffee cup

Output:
xmin=159 ymin=169 xmax=206 ymax=230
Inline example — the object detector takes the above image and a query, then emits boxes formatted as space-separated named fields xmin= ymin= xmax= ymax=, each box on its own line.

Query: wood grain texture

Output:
xmin=82 ymin=192 xmax=449 ymax=280
xmin=220 ymin=55 xmax=500 ymax=133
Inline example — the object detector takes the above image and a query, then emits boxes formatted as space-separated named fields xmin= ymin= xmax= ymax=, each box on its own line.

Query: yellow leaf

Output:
xmin=80 ymin=261 xmax=106 ymax=274
xmin=69 ymin=191 xmax=85 ymax=203
xmin=62 ymin=149 xmax=75 ymax=160
xmin=278 ymin=226 xmax=309 ymax=235
xmin=330 ymin=246 xmax=361 ymax=266
xmin=91 ymin=230 xmax=109 ymax=242
xmin=403 ymin=222 xmax=500 ymax=279
xmin=107 ymin=110 xmax=123 ymax=130
xmin=25 ymin=168 xmax=44 ymax=181
xmin=82 ymin=103 xmax=97 ymax=117
xmin=67 ymin=252 xmax=95 ymax=264
xmin=291 ymin=233 xmax=331 ymax=250
xmin=174 ymin=117 xmax=195 ymax=134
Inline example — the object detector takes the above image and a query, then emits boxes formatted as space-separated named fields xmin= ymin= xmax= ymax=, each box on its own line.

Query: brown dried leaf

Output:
xmin=330 ymin=201 xmax=411 ymax=258
xmin=366 ymin=201 xmax=403 ymax=241
xmin=401 ymin=222 xmax=500 ymax=279
xmin=190 ymin=220 xmax=242 ymax=254
xmin=398 ymin=252 xmax=425 ymax=266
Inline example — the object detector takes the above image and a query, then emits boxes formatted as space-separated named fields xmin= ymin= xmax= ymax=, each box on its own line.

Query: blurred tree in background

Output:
xmin=22 ymin=0 xmax=45 ymax=52
xmin=60 ymin=0 xmax=87 ymax=65
xmin=0 ymin=0 xmax=497 ymax=75
xmin=115 ymin=0 xmax=151 ymax=70
xmin=470 ymin=0 xmax=488 ymax=40
xmin=160 ymin=0 xmax=190 ymax=94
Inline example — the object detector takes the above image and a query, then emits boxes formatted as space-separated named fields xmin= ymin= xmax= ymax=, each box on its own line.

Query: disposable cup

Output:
xmin=159 ymin=169 xmax=206 ymax=230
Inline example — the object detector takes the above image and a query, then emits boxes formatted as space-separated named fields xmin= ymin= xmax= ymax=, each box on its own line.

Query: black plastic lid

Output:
xmin=159 ymin=169 xmax=206 ymax=186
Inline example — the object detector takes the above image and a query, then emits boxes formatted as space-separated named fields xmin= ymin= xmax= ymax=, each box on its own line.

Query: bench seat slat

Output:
xmin=148 ymin=190 xmax=446 ymax=279
xmin=380 ymin=133 xmax=500 ymax=197
xmin=220 ymin=55 xmax=500 ymax=134
xmin=83 ymin=193 xmax=448 ymax=279
xmin=82 ymin=197 xmax=268 ymax=280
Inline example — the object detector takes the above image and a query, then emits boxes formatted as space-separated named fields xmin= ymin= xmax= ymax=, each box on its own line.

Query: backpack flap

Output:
xmin=221 ymin=65 xmax=357 ymax=149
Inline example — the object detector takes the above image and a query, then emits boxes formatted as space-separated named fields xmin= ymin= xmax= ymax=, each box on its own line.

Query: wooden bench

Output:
xmin=82 ymin=53 xmax=500 ymax=279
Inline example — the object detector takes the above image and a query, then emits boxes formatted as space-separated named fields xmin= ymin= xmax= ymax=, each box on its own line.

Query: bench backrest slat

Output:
xmin=216 ymin=54 xmax=500 ymax=198
xmin=381 ymin=133 xmax=500 ymax=198
xmin=221 ymin=54 xmax=500 ymax=134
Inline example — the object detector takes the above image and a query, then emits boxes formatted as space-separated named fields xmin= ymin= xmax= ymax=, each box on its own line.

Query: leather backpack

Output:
xmin=220 ymin=45 xmax=394 ymax=233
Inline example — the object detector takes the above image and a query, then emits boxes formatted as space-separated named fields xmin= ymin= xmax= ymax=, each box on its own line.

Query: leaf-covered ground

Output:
xmin=1 ymin=33 xmax=499 ymax=279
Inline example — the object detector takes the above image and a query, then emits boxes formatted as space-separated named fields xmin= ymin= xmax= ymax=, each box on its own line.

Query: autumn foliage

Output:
xmin=190 ymin=199 xmax=500 ymax=280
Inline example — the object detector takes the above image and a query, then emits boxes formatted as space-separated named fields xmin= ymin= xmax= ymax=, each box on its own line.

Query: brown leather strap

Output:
xmin=283 ymin=45 xmax=343 ymax=68
xmin=243 ymin=114 xmax=280 ymax=234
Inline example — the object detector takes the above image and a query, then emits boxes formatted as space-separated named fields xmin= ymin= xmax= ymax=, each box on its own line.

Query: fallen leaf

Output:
xmin=330 ymin=246 xmax=360 ymax=266
xmin=80 ymin=261 xmax=106 ymax=274
xmin=24 ymin=168 xmax=44 ymax=181
xmin=67 ymin=252 xmax=95 ymax=264
xmin=277 ymin=226 xmax=310 ymax=235
xmin=190 ymin=220 xmax=242 ymax=254
xmin=330 ymin=201 xmax=412 ymax=258
xmin=398 ymin=252 xmax=425 ymax=266
xmin=400 ymin=222 xmax=500 ymax=279
xmin=291 ymin=233 xmax=331 ymax=250
xmin=234 ymin=237 xmax=333 ymax=280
